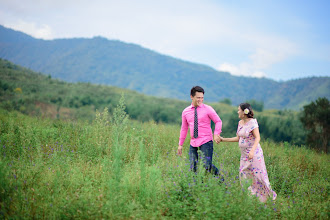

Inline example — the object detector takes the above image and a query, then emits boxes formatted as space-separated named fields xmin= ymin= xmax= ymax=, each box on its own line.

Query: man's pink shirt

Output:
xmin=179 ymin=103 xmax=222 ymax=147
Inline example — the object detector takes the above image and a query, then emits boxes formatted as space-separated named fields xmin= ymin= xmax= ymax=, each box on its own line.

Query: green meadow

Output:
xmin=0 ymin=98 xmax=328 ymax=219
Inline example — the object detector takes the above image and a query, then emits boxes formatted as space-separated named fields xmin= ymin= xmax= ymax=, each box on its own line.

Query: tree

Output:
xmin=219 ymin=98 xmax=232 ymax=105
xmin=246 ymin=99 xmax=264 ymax=112
xmin=300 ymin=97 xmax=329 ymax=153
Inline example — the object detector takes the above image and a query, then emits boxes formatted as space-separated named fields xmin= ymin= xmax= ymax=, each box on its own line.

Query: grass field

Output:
xmin=0 ymin=102 xmax=329 ymax=219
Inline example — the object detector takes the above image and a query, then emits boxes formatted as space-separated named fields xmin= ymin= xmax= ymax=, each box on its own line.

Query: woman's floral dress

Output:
xmin=237 ymin=118 xmax=277 ymax=202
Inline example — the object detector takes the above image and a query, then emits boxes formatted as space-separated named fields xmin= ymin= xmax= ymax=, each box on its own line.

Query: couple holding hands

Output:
xmin=177 ymin=86 xmax=277 ymax=203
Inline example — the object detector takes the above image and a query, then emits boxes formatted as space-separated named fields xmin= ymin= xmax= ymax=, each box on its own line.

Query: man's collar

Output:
xmin=190 ymin=103 xmax=205 ymax=108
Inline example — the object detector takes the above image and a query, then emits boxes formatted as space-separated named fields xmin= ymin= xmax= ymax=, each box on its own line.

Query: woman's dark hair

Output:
xmin=191 ymin=86 xmax=204 ymax=97
xmin=239 ymin=103 xmax=254 ymax=118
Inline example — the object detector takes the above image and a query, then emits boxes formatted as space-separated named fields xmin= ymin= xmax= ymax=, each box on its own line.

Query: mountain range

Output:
xmin=0 ymin=25 xmax=329 ymax=110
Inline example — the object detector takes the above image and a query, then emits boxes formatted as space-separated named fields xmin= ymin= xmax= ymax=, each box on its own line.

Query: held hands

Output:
xmin=214 ymin=135 xmax=221 ymax=144
xmin=215 ymin=135 xmax=226 ymax=144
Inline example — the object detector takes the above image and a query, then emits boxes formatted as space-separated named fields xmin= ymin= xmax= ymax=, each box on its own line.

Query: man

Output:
xmin=178 ymin=86 xmax=222 ymax=175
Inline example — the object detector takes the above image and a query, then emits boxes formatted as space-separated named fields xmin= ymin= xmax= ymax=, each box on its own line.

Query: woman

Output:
xmin=220 ymin=103 xmax=277 ymax=203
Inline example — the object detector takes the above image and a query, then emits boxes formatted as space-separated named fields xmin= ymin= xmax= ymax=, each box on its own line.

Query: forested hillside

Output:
xmin=0 ymin=25 xmax=329 ymax=110
xmin=0 ymin=59 xmax=307 ymax=145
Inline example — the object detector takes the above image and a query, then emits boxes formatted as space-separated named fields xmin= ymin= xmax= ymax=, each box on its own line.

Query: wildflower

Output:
xmin=14 ymin=87 xmax=22 ymax=93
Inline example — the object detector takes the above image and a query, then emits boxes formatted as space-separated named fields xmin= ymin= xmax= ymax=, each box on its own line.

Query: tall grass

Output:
xmin=0 ymin=100 xmax=328 ymax=219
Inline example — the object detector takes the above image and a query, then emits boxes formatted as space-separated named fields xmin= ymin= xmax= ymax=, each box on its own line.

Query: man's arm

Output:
xmin=208 ymin=106 xmax=222 ymax=144
xmin=208 ymin=106 xmax=222 ymax=135
xmin=178 ymin=112 xmax=188 ymax=156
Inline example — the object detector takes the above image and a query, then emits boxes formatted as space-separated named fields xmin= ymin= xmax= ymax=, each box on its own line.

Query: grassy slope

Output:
xmin=0 ymin=107 xmax=328 ymax=219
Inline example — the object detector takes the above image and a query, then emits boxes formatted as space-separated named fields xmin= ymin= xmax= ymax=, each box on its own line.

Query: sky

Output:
xmin=0 ymin=0 xmax=329 ymax=81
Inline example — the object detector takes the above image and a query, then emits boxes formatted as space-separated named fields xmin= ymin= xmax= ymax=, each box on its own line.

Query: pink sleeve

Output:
xmin=179 ymin=111 xmax=188 ymax=146
xmin=247 ymin=119 xmax=259 ymax=133
xmin=208 ymin=106 xmax=222 ymax=135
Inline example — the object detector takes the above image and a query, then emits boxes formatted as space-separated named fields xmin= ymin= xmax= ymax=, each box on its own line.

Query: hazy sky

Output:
xmin=0 ymin=0 xmax=329 ymax=81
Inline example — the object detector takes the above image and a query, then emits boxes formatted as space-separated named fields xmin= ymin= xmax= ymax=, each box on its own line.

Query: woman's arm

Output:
xmin=248 ymin=127 xmax=261 ymax=159
xmin=220 ymin=135 xmax=239 ymax=142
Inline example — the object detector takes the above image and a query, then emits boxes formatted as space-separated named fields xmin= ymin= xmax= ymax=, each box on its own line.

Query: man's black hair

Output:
xmin=190 ymin=86 xmax=204 ymax=97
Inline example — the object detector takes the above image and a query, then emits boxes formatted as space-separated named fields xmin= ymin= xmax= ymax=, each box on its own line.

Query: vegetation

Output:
xmin=219 ymin=98 xmax=232 ymax=105
xmin=0 ymin=58 xmax=187 ymax=124
xmin=1 ymin=25 xmax=329 ymax=110
xmin=0 ymin=25 xmax=328 ymax=219
xmin=246 ymin=99 xmax=264 ymax=112
xmin=3 ymin=58 xmax=328 ymax=151
xmin=300 ymin=97 xmax=330 ymax=153
xmin=0 ymin=101 xmax=328 ymax=219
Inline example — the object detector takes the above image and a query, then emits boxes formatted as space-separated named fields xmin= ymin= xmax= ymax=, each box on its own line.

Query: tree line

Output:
xmin=0 ymin=59 xmax=328 ymax=153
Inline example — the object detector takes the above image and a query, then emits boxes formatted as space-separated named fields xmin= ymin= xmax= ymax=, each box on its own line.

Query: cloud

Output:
xmin=218 ymin=62 xmax=266 ymax=78
xmin=217 ymin=48 xmax=287 ymax=78
xmin=5 ymin=20 xmax=53 ymax=39
xmin=217 ymin=34 xmax=298 ymax=78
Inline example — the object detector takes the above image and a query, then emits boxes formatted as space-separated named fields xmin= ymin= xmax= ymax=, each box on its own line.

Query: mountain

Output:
xmin=0 ymin=25 xmax=329 ymax=109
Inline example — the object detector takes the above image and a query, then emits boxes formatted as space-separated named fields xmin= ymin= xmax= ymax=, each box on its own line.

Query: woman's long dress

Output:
xmin=237 ymin=119 xmax=277 ymax=202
